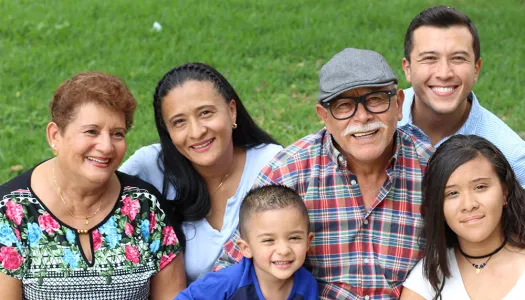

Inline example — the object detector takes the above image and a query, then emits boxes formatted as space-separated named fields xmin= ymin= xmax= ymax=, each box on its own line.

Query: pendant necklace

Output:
xmin=52 ymin=161 xmax=102 ymax=231
xmin=459 ymin=238 xmax=507 ymax=274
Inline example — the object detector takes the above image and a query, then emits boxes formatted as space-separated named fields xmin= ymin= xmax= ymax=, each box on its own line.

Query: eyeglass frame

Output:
xmin=323 ymin=89 xmax=398 ymax=120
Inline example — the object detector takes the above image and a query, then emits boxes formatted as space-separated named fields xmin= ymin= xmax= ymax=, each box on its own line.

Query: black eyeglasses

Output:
xmin=325 ymin=89 xmax=397 ymax=120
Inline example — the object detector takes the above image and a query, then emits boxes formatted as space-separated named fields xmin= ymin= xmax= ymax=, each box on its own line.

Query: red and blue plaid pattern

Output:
xmin=215 ymin=128 xmax=433 ymax=299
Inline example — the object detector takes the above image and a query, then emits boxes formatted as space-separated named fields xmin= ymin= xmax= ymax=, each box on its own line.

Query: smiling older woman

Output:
xmin=0 ymin=72 xmax=186 ymax=300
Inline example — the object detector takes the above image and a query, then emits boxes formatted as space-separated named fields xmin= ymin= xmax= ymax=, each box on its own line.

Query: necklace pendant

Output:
xmin=84 ymin=219 xmax=89 ymax=225
xmin=476 ymin=268 xmax=481 ymax=274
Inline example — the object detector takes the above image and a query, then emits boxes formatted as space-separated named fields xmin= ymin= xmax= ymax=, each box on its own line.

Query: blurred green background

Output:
xmin=1 ymin=0 xmax=524 ymax=182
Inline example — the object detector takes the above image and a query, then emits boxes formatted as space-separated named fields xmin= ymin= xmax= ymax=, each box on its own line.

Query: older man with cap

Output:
xmin=214 ymin=48 xmax=434 ymax=299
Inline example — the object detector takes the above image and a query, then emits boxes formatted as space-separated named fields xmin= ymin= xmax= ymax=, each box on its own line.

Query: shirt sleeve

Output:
xmin=402 ymin=258 xmax=433 ymax=299
xmin=297 ymin=267 xmax=319 ymax=300
xmin=509 ymin=144 xmax=525 ymax=188
xmin=119 ymin=145 xmax=179 ymax=200
xmin=213 ymin=229 xmax=243 ymax=272
xmin=253 ymin=164 xmax=281 ymax=188
xmin=175 ymin=267 xmax=238 ymax=300
xmin=146 ymin=190 xmax=182 ymax=272
xmin=0 ymin=200 xmax=27 ymax=280
xmin=119 ymin=146 xmax=154 ymax=176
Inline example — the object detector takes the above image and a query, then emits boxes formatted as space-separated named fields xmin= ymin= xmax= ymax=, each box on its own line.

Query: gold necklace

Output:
xmin=206 ymin=172 xmax=231 ymax=218
xmin=52 ymin=162 xmax=102 ymax=228
xmin=214 ymin=172 xmax=230 ymax=193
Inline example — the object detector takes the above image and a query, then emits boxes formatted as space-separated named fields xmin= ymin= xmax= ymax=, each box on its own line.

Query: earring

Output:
xmin=504 ymin=201 xmax=508 ymax=208
xmin=51 ymin=144 xmax=57 ymax=156
xmin=232 ymin=122 xmax=238 ymax=129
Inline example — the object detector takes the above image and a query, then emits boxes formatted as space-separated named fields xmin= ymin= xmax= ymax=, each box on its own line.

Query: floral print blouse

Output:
xmin=0 ymin=168 xmax=182 ymax=300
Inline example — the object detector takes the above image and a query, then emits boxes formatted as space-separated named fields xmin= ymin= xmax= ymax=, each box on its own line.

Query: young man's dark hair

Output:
xmin=404 ymin=5 xmax=480 ymax=62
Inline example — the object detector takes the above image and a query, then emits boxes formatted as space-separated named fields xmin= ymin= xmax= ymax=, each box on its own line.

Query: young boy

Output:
xmin=175 ymin=185 xmax=318 ymax=300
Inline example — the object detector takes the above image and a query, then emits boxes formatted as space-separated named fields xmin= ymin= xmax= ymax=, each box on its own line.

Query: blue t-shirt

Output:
xmin=175 ymin=257 xmax=318 ymax=300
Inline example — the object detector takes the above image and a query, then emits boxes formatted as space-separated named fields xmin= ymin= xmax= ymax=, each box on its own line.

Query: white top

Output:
xmin=403 ymin=248 xmax=525 ymax=299
xmin=119 ymin=143 xmax=282 ymax=282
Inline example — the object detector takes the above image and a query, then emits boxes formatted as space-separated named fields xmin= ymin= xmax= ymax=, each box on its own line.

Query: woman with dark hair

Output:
xmin=401 ymin=135 xmax=525 ymax=300
xmin=120 ymin=62 xmax=281 ymax=282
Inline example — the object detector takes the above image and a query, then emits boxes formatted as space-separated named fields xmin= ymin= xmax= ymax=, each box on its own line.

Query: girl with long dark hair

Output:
xmin=120 ymin=63 xmax=281 ymax=282
xmin=401 ymin=135 xmax=525 ymax=299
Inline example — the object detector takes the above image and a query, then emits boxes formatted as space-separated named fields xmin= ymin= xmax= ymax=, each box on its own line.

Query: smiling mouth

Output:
xmin=87 ymin=157 xmax=110 ymax=164
xmin=431 ymin=86 xmax=455 ymax=92
xmin=352 ymin=130 xmax=379 ymax=138
xmin=191 ymin=139 xmax=214 ymax=149
xmin=430 ymin=86 xmax=458 ymax=96
xmin=272 ymin=260 xmax=293 ymax=265
xmin=461 ymin=215 xmax=485 ymax=223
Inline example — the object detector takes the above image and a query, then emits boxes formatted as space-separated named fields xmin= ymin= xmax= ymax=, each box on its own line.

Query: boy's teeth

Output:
xmin=88 ymin=157 xmax=108 ymax=163
xmin=432 ymin=87 xmax=454 ymax=93
xmin=273 ymin=261 xmax=291 ymax=265
xmin=193 ymin=140 xmax=213 ymax=149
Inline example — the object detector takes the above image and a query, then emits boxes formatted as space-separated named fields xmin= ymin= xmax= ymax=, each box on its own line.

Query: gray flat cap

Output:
xmin=317 ymin=48 xmax=398 ymax=104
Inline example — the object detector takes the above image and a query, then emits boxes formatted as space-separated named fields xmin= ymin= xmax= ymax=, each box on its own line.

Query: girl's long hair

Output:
xmin=421 ymin=134 xmax=525 ymax=299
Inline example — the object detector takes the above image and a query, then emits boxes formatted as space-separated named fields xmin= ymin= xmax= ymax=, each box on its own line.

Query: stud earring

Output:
xmin=232 ymin=122 xmax=238 ymax=129
xmin=504 ymin=201 xmax=508 ymax=208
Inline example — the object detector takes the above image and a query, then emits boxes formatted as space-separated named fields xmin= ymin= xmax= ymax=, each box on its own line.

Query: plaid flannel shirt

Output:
xmin=214 ymin=128 xmax=433 ymax=299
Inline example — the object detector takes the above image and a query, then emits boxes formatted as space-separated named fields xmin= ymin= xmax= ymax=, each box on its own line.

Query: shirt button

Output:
xmin=364 ymin=258 xmax=369 ymax=264
xmin=350 ymin=179 xmax=357 ymax=185
xmin=363 ymin=219 xmax=368 ymax=225
xmin=365 ymin=296 xmax=370 ymax=300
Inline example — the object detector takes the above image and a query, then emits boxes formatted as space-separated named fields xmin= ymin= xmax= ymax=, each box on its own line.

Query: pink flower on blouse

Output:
xmin=6 ymin=200 xmax=24 ymax=226
xmin=159 ymin=253 xmax=176 ymax=270
xmin=38 ymin=212 xmax=60 ymax=234
xmin=162 ymin=226 xmax=178 ymax=246
xmin=124 ymin=222 xmax=134 ymax=237
xmin=149 ymin=212 xmax=156 ymax=233
xmin=0 ymin=246 xmax=23 ymax=271
xmin=13 ymin=228 xmax=20 ymax=240
xmin=125 ymin=245 xmax=140 ymax=264
xmin=92 ymin=230 xmax=102 ymax=251
xmin=121 ymin=196 xmax=140 ymax=221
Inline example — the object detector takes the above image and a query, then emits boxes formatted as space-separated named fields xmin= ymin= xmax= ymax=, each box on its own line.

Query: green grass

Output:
xmin=1 ymin=0 xmax=524 ymax=182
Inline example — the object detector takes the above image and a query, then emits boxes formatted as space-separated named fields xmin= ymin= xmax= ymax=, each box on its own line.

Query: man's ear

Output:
xmin=396 ymin=89 xmax=405 ymax=121
xmin=316 ymin=104 xmax=332 ymax=134
xmin=236 ymin=238 xmax=253 ymax=258
xmin=402 ymin=57 xmax=411 ymax=83
xmin=473 ymin=58 xmax=482 ymax=83
xmin=316 ymin=104 xmax=329 ymax=123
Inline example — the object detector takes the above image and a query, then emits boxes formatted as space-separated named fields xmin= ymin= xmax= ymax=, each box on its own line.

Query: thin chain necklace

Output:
xmin=206 ymin=165 xmax=234 ymax=218
xmin=206 ymin=172 xmax=230 ymax=218
xmin=214 ymin=172 xmax=230 ymax=193
xmin=459 ymin=238 xmax=507 ymax=274
xmin=52 ymin=161 xmax=102 ymax=229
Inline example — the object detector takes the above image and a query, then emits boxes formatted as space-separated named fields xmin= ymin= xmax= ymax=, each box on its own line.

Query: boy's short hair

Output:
xmin=238 ymin=185 xmax=310 ymax=238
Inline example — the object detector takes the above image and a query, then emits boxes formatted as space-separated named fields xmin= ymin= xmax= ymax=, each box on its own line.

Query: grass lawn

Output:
xmin=1 ymin=0 xmax=524 ymax=182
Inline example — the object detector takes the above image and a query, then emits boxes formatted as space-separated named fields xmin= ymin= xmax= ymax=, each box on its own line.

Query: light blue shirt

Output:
xmin=119 ymin=143 xmax=282 ymax=282
xmin=399 ymin=87 xmax=525 ymax=186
